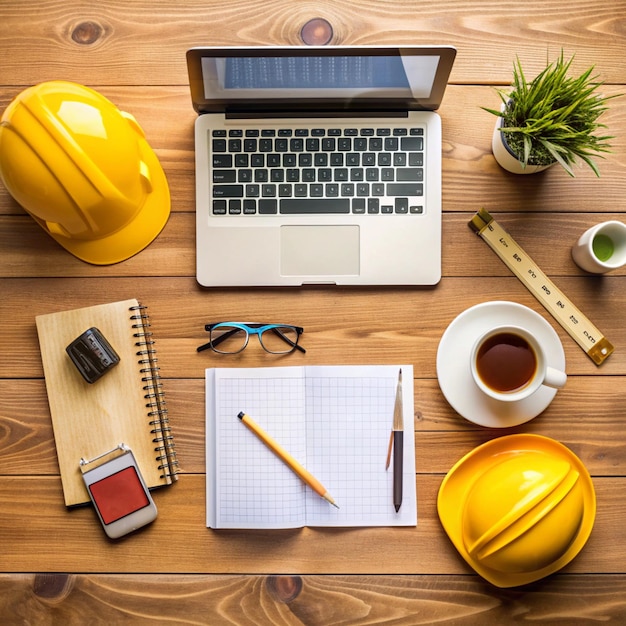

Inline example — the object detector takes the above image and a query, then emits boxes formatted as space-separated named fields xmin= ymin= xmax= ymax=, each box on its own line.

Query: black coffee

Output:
xmin=476 ymin=332 xmax=537 ymax=393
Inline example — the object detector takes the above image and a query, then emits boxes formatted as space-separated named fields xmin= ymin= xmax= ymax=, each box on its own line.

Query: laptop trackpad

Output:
xmin=280 ymin=225 xmax=360 ymax=276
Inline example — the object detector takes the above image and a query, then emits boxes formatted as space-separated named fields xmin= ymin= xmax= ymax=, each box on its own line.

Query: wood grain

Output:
xmin=2 ymin=275 xmax=625 ymax=379
xmin=1 ymin=573 xmax=625 ymax=624
xmin=0 ymin=574 xmax=626 ymax=626
xmin=0 ymin=474 xmax=623 ymax=575
xmin=1 ymin=1 xmax=625 ymax=85
xmin=4 ymin=210 xmax=626 ymax=276
xmin=1 ymin=0 xmax=626 ymax=621
xmin=2 ymin=376 xmax=625 ymax=476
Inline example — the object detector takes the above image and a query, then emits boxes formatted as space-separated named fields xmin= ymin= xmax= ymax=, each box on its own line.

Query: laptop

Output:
xmin=187 ymin=45 xmax=456 ymax=287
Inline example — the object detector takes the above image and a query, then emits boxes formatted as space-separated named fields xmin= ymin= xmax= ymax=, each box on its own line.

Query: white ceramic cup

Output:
xmin=470 ymin=325 xmax=567 ymax=402
xmin=572 ymin=220 xmax=626 ymax=274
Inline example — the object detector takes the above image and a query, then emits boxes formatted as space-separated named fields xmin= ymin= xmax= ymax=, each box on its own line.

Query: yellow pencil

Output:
xmin=237 ymin=411 xmax=339 ymax=508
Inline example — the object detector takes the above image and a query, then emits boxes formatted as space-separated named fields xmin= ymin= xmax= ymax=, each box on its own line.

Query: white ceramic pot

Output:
xmin=571 ymin=220 xmax=626 ymax=274
xmin=491 ymin=115 xmax=554 ymax=174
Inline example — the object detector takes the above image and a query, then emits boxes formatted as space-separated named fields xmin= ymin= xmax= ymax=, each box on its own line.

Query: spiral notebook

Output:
xmin=36 ymin=299 xmax=178 ymax=507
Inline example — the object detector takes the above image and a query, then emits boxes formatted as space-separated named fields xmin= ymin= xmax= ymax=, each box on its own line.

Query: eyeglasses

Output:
xmin=197 ymin=322 xmax=306 ymax=355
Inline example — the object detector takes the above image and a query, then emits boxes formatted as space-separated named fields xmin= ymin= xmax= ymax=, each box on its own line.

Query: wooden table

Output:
xmin=2 ymin=1 xmax=626 ymax=622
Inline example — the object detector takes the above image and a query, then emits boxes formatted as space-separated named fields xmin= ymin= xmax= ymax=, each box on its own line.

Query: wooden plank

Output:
xmin=1 ymin=572 xmax=626 ymax=624
xmin=0 ymin=213 xmax=195 ymax=276
xmin=1 ymin=1 xmax=625 ymax=85
xmin=1 ymin=377 xmax=625 ymax=476
xmin=0 ymin=474 xmax=622 ymax=574
xmin=1 ymin=276 xmax=624 ymax=378
xmin=4 ymin=210 xmax=626 ymax=277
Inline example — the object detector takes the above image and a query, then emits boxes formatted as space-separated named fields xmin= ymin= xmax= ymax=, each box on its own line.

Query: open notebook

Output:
xmin=205 ymin=365 xmax=416 ymax=529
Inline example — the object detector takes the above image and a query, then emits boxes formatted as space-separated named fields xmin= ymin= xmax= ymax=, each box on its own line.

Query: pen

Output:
xmin=386 ymin=369 xmax=404 ymax=512
xmin=237 ymin=411 xmax=339 ymax=508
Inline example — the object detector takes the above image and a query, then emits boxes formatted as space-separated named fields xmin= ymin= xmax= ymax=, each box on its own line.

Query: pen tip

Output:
xmin=395 ymin=504 xmax=401 ymax=513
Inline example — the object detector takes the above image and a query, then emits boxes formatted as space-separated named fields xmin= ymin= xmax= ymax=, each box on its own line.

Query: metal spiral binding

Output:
xmin=130 ymin=303 xmax=179 ymax=482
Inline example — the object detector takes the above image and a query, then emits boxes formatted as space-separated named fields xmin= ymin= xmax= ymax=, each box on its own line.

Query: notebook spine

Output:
xmin=130 ymin=303 xmax=179 ymax=483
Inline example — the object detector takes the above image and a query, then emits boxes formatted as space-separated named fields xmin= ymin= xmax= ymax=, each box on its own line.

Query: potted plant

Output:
xmin=484 ymin=52 xmax=617 ymax=176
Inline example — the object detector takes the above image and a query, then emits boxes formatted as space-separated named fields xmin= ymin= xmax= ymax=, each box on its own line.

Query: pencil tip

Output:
xmin=323 ymin=493 xmax=339 ymax=508
xmin=395 ymin=504 xmax=401 ymax=513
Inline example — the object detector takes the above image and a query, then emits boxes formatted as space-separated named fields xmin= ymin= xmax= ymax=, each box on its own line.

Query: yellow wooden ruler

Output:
xmin=469 ymin=208 xmax=614 ymax=366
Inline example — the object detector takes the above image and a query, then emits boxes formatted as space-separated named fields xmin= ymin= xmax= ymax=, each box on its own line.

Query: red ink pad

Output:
xmin=89 ymin=466 xmax=151 ymax=525
xmin=80 ymin=444 xmax=158 ymax=538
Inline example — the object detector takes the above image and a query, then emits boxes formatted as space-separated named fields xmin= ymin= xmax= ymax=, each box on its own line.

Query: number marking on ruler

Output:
xmin=469 ymin=208 xmax=614 ymax=366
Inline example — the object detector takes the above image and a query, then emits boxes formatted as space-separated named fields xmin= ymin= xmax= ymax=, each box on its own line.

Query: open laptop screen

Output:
xmin=187 ymin=46 xmax=456 ymax=114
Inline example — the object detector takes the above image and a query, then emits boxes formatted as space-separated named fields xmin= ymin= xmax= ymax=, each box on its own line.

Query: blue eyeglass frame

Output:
xmin=197 ymin=322 xmax=306 ymax=354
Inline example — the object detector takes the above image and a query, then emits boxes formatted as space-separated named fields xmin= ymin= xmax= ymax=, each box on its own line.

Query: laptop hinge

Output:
xmin=224 ymin=110 xmax=410 ymax=120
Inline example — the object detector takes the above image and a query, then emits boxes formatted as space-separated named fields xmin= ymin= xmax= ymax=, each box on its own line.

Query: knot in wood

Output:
xmin=266 ymin=575 xmax=303 ymax=603
xmin=71 ymin=21 xmax=104 ymax=45
xmin=300 ymin=18 xmax=333 ymax=46
xmin=33 ymin=573 xmax=74 ymax=604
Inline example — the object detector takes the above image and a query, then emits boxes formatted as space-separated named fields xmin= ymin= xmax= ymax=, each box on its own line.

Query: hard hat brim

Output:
xmin=437 ymin=434 xmax=596 ymax=588
xmin=47 ymin=137 xmax=170 ymax=265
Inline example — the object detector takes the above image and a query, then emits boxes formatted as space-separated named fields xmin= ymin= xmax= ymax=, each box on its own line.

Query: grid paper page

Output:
xmin=303 ymin=365 xmax=416 ymax=526
xmin=206 ymin=365 xmax=416 ymax=529
xmin=207 ymin=367 xmax=307 ymax=529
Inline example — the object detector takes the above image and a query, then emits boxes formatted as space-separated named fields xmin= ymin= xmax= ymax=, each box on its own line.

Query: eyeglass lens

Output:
xmin=210 ymin=325 xmax=300 ymax=354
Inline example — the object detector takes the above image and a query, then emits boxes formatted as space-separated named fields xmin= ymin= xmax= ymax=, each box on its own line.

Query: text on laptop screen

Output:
xmin=200 ymin=54 xmax=440 ymax=101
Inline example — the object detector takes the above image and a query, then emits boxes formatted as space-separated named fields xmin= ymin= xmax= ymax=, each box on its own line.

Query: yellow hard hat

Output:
xmin=0 ymin=81 xmax=170 ymax=265
xmin=438 ymin=434 xmax=595 ymax=587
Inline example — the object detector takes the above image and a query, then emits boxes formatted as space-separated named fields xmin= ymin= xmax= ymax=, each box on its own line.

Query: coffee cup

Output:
xmin=470 ymin=325 xmax=567 ymax=402
xmin=571 ymin=220 xmax=626 ymax=274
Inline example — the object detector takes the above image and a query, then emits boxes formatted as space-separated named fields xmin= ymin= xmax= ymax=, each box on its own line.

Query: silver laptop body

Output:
xmin=187 ymin=45 xmax=456 ymax=287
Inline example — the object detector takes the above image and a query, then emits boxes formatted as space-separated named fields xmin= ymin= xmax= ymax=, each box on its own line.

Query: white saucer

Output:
xmin=436 ymin=301 xmax=566 ymax=428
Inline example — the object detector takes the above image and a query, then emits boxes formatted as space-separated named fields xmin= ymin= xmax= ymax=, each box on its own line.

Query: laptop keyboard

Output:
xmin=210 ymin=126 xmax=425 ymax=216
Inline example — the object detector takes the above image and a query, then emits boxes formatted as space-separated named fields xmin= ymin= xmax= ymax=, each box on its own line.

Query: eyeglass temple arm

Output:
xmin=270 ymin=327 xmax=306 ymax=353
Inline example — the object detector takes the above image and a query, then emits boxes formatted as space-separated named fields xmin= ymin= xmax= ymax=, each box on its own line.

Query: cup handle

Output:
xmin=544 ymin=366 xmax=567 ymax=389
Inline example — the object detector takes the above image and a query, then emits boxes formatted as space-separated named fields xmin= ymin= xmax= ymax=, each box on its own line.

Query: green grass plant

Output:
xmin=484 ymin=52 xmax=618 ymax=176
